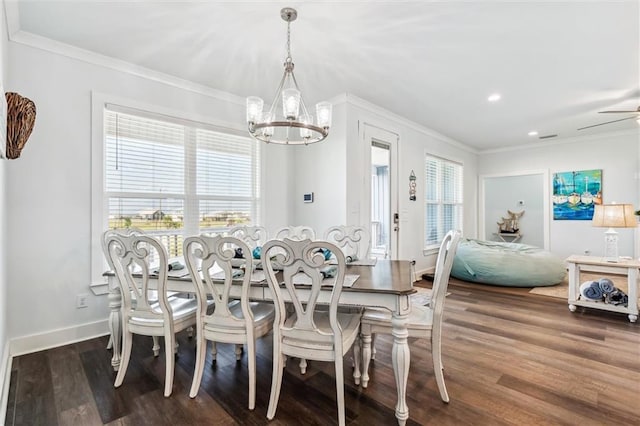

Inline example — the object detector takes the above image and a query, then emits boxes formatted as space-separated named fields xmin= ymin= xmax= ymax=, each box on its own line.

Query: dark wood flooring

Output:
xmin=5 ymin=279 xmax=640 ymax=425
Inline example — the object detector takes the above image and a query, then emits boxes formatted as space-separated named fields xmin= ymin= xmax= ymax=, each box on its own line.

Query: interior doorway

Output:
xmin=479 ymin=170 xmax=549 ymax=249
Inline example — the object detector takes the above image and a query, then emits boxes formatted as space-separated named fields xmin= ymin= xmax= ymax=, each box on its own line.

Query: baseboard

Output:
xmin=416 ymin=267 xmax=435 ymax=281
xmin=0 ymin=342 xmax=12 ymax=425
xmin=9 ymin=319 xmax=109 ymax=358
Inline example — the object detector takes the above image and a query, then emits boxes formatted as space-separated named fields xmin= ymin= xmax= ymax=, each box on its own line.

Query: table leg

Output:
xmin=391 ymin=312 xmax=410 ymax=426
xmin=627 ymin=268 xmax=638 ymax=323
xmin=108 ymin=287 xmax=122 ymax=371
xmin=567 ymin=262 xmax=578 ymax=312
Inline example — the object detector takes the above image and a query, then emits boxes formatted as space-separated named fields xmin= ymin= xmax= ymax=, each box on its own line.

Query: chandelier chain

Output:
xmin=286 ymin=19 xmax=292 ymax=61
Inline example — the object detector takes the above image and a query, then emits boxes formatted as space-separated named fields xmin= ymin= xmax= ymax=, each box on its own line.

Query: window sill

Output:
xmin=422 ymin=246 xmax=439 ymax=257
xmin=90 ymin=281 xmax=110 ymax=296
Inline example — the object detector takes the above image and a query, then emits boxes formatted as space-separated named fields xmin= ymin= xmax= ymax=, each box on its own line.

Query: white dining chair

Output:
xmin=272 ymin=225 xmax=318 ymax=373
xmin=262 ymin=238 xmax=361 ymax=426
xmin=102 ymin=228 xmax=141 ymax=351
xmin=274 ymin=225 xmax=316 ymax=241
xmin=183 ymin=234 xmax=275 ymax=409
xmin=228 ymin=225 xmax=268 ymax=251
xmin=356 ymin=230 xmax=462 ymax=402
xmin=323 ymin=225 xmax=371 ymax=261
xmin=104 ymin=232 xmax=198 ymax=397
xmin=323 ymin=225 xmax=371 ymax=372
xmin=102 ymin=228 xmax=165 ymax=356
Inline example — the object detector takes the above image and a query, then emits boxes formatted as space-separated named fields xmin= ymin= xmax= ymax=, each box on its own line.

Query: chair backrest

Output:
xmin=274 ymin=225 xmax=316 ymax=241
xmin=101 ymin=228 xmax=145 ymax=272
xmin=430 ymin=230 xmax=462 ymax=320
xmin=104 ymin=233 xmax=174 ymax=324
xmin=262 ymin=238 xmax=346 ymax=348
xmin=228 ymin=225 xmax=268 ymax=250
xmin=183 ymin=235 xmax=256 ymax=328
xmin=323 ymin=225 xmax=371 ymax=260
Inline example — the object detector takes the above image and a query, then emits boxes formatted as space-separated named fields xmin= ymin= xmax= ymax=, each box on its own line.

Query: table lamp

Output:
xmin=591 ymin=203 xmax=637 ymax=262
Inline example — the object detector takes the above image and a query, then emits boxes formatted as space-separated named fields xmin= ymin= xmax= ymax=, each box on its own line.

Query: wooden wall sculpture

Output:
xmin=5 ymin=92 xmax=36 ymax=159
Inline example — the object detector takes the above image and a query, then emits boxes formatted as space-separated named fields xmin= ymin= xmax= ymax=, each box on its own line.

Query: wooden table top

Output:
xmin=105 ymin=258 xmax=416 ymax=295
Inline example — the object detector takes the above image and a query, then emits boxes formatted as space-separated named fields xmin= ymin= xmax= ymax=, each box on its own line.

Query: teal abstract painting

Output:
xmin=552 ymin=169 xmax=602 ymax=220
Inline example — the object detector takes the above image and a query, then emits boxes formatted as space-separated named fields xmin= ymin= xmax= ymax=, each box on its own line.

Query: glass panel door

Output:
xmin=371 ymin=141 xmax=391 ymax=258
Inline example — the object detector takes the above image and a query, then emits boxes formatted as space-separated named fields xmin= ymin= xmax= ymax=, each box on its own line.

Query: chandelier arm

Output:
xmin=264 ymin=71 xmax=289 ymax=119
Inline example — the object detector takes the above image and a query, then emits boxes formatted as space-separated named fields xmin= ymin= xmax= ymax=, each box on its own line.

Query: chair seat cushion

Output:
xmin=129 ymin=296 xmax=198 ymax=327
xmin=204 ymin=301 xmax=275 ymax=335
xmin=282 ymin=312 xmax=360 ymax=354
xmin=232 ymin=301 xmax=276 ymax=322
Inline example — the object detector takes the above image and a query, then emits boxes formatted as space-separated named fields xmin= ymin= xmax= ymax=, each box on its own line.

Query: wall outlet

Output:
xmin=76 ymin=293 xmax=89 ymax=309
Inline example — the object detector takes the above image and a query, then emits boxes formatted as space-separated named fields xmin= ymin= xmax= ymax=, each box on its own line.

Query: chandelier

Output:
xmin=246 ymin=7 xmax=332 ymax=145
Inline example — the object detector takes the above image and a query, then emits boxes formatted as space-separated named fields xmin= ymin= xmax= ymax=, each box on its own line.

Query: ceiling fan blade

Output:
xmin=577 ymin=116 xmax=638 ymax=131
xmin=599 ymin=106 xmax=640 ymax=113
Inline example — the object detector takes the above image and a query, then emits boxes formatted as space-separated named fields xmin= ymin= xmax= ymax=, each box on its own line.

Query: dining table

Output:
xmin=105 ymin=259 xmax=416 ymax=425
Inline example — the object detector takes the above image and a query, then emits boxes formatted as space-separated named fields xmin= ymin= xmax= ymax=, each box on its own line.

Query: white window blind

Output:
xmin=104 ymin=108 xmax=260 ymax=257
xmin=424 ymin=155 xmax=463 ymax=248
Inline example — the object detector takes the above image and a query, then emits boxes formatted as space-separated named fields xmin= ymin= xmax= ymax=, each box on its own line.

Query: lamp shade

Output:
xmin=592 ymin=204 xmax=637 ymax=228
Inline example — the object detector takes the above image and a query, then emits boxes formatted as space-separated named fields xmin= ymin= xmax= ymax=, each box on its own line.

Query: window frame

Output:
xmin=91 ymin=92 xmax=262 ymax=286
xmin=423 ymin=153 xmax=464 ymax=254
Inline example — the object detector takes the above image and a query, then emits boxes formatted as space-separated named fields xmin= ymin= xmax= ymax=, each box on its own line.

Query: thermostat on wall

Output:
xmin=303 ymin=192 xmax=314 ymax=203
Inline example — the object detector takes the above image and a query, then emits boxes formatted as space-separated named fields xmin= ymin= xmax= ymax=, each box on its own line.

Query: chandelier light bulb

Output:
xmin=300 ymin=114 xmax=312 ymax=139
xmin=262 ymin=112 xmax=274 ymax=138
xmin=316 ymin=102 xmax=332 ymax=129
xmin=246 ymin=96 xmax=264 ymax=124
xmin=282 ymin=88 xmax=301 ymax=120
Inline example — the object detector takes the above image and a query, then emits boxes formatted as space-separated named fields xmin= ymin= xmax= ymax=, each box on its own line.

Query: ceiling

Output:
xmin=7 ymin=1 xmax=640 ymax=151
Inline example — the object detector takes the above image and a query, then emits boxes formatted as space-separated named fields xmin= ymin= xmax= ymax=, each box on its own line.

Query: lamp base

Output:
xmin=603 ymin=228 xmax=619 ymax=262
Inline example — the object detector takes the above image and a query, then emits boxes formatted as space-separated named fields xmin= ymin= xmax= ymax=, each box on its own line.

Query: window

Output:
xmin=98 ymin=104 xmax=260 ymax=265
xmin=424 ymin=155 xmax=463 ymax=249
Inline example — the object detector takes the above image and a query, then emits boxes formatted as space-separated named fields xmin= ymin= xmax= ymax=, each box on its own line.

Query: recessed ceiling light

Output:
xmin=528 ymin=131 xmax=538 ymax=136
xmin=487 ymin=93 xmax=501 ymax=102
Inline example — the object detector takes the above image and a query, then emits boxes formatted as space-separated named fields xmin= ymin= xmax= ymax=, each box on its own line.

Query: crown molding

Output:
xmin=5 ymin=23 xmax=479 ymax=158
xmin=480 ymin=128 xmax=640 ymax=155
xmin=342 ymin=93 xmax=478 ymax=155
xmin=8 ymin=29 xmax=245 ymax=106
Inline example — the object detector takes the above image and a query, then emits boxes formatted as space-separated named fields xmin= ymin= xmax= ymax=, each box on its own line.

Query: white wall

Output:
xmin=290 ymin=100 xmax=348 ymax=234
xmin=5 ymin=41 xmax=293 ymax=351
xmin=478 ymin=131 xmax=640 ymax=259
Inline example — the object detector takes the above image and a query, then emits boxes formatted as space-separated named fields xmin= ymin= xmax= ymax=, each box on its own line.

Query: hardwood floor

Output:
xmin=5 ymin=279 xmax=640 ymax=425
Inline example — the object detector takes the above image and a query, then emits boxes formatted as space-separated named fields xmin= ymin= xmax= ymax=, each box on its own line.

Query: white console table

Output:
xmin=566 ymin=255 xmax=639 ymax=322
xmin=494 ymin=232 xmax=522 ymax=243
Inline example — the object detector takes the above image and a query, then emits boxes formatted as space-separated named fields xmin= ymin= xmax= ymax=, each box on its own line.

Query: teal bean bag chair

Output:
xmin=451 ymin=239 xmax=565 ymax=287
